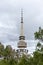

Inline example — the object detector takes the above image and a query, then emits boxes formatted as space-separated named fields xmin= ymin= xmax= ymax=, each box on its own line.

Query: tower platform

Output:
xmin=18 ymin=40 xmax=27 ymax=48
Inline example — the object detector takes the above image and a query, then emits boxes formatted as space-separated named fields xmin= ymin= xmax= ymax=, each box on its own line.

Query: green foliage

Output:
xmin=34 ymin=27 xmax=43 ymax=41
xmin=18 ymin=55 xmax=29 ymax=65
xmin=3 ymin=45 xmax=14 ymax=60
xmin=34 ymin=32 xmax=41 ymax=39
xmin=37 ymin=42 xmax=41 ymax=47
xmin=0 ymin=42 xmax=4 ymax=57
xmin=0 ymin=48 xmax=43 ymax=65
xmin=0 ymin=58 xmax=17 ymax=65
xmin=0 ymin=39 xmax=43 ymax=65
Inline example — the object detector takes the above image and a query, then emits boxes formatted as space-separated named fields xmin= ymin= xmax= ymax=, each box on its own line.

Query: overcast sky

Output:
xmin=0 ymin=0 xmax=43 ymax=52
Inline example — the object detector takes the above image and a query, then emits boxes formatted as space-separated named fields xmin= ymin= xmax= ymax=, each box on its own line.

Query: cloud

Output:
xmin=0 ymin=20 xmax=18 ymax=43
xmin=0 ymin=0 xmax=43 ymax=43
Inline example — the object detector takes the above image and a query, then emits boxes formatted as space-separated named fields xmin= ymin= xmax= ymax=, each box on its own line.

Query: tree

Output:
xmin=4 ymin=45 xmax=13 ymax=60
xmin=34 ymin=27 xmax=43 ymax=41
xmin=18 ymin=54 xmax=29 ymax=65
xmin=0 ymin=42 xmax=4 ymax=57
xmin=36 ymin=42 xmax=41 ymax=51
xmin=33 ymin=49 xmax=43 ymax=65
xmin=34 ymin=32 xmax=40 ymax=40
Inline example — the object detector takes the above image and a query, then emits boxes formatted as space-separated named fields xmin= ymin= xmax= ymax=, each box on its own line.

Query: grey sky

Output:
xmin=0 ymin=0 xmax=43 ymax=47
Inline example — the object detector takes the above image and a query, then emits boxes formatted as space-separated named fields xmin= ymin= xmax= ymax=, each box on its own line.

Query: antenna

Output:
xmin=21 ymin=9 xmax=23 ymax=23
